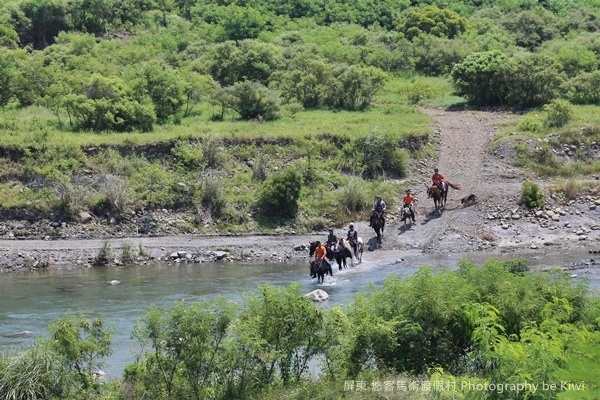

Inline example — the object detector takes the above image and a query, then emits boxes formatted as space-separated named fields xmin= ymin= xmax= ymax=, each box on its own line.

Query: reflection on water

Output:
xmin=0 ymin=251 xmax=597 ymax=378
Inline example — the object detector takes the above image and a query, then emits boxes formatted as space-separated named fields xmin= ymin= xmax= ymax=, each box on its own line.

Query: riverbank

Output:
xmin=1 ymin=108 xmax=599 ymax=273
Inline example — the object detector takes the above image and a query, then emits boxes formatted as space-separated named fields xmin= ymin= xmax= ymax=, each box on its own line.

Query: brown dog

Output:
xmin=461 ymin=194 xmax=477 ymax=206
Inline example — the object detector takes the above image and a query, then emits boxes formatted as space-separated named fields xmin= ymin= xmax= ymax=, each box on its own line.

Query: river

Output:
xmin=1 ymin=249 xmax=598 ymax=378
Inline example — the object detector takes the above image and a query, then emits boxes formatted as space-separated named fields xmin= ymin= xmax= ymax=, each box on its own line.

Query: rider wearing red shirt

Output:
xmin=432 ymin=168 xmax=445 ymax=186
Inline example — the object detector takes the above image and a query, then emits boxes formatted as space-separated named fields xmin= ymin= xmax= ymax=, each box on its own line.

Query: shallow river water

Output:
xmin=1 ymin=249 xmax=598 ymax=378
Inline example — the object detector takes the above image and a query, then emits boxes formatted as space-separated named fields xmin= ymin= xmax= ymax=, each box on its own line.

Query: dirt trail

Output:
xmin=0 ymin=108 xmax=598 ymax=272
xmin=391 ymin=108 xmax=526 ymax=254
xmin=390 ymin=108 xmax=598 ymax=259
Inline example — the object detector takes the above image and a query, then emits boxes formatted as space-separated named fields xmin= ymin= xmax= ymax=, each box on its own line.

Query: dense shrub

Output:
xmin=397 ymin=5 xmax=468 ymax=40
xmin=340 ymin=131 xmax=408 ymax=178
xmin=65 ymin=74 xmax=156 ymax=132
xmin=259 ymin=168 xmax=303 ymax=218
xmin=450 ymin=50 xmax=510 ymax=106
xmin=521 ymin=181 xmax=545 ymax=208
xmin=324 ymin=65 xmax=387 ymax=111
xmin=220 ymin=81 xmax=281 ymax=121
xmin=568 ymin=71 xmax=600 ymax=104
xmin=544 ymin=98 xmax=574 ymax=128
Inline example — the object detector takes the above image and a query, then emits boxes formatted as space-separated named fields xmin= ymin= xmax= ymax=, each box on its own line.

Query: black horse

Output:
xmin=309 ymin=241 xmax=345 ymax=271
xmin=309 ymin=259 xmax=332 ymax=284
xmin=372 ymin=214 xmax=385 ymax=244
xmin=337 ymin=239 xmax=355 ymax=268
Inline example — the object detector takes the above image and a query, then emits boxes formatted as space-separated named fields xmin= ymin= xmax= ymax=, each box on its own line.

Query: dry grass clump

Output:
xmin=481 ymin=230 xmax=497 ymax=242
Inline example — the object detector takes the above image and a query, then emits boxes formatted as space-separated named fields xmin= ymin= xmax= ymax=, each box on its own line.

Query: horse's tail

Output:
xmin=446 ymin=181 xmax=462 ymax=190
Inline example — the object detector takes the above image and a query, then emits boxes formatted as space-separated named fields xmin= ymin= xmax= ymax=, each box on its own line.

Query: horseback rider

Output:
xmin=369 ymin=195 xmax=386 ymax=227
xmin=314 ymin=240 xmax=329 ymax=268
xmin=326 ymin=228 xmax=338 ymax=252
xmin=403 ymin=189 xmax=416 ymax=222
xmin=347 ymin=223 xmax=358 ymax=255
xmin=432 ymin=168 xmax=447 ymax=193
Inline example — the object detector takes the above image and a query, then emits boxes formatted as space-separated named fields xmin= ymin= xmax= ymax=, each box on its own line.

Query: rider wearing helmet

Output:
xmin=403 ymin=189 xmax=416 ymax=222
xmin=369 ymin=195 xmax=386 ymax=227
xmin=432 ymin=168 xmax=447 ymax=192
xmin=347 ymin=223 xmax=358 ymax=254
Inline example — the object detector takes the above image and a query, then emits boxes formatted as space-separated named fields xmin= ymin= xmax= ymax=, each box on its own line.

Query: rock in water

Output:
xmin=305 ymin=289 xmax=329 ymax=302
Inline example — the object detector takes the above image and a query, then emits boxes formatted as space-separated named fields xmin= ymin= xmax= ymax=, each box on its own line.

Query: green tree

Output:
xmin=398 ymin=5 xmax=468 ymax=41
xmin=501 ymin=7 xmax=559 ymax=50
xmin=272 ymin=53 xmax=334 ymax=108
xmin=65 ymin=74 xmax=156 ymax=131
xmin=227 ymin=284 xmax=326 ymax=387
xmin=504 ymin=52 xmax=567 ymax=108
xmin=568 ymin=70 xmax=600 ymax=104
xmin=450 ymin=50 xmax=511 ymax=106
xmin=0 ymin=24 xmax=19 ymax=48
xmin=541 ymin=41 xmax=598 ymax=78
xmin=220 ymin=80 xmax=281 ymax=121
xmin=325 ymin=64 xmax=387 ymax=110
xmin=205 ymin=40 xmax=283 ymax=87
xmin=219 ymin=5 xmax=267 ymax=42
xmin=128 ymin=299 xmax=235 ymax=399
xmin=11 ymin=51 xmax=53 ymax=106
xmin=47 ymin=314 xmax=114 ymax=390
xmin=67 ymin=0 xmax=112 ymax=35
xmin=12 ymin=0 xmax=69 ymax=49
xmin=134 ymin=63 xmax=185 ymax=122
xmin=0 ymin=56 xmax=16 ymax=107
xmin=259 ymin=168 xmax=302 ymax=218
xmin=412 ymin=34 xmax=473 ymax=75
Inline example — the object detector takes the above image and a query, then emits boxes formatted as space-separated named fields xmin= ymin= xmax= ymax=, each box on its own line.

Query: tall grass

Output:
xmin=0 ymin=342 xmax=64 ymax=400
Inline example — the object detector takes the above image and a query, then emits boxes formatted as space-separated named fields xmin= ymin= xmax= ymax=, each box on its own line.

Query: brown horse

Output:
xmin=426 ymin=181 xmax=462 ymax=214
xmin=426 ymin=184 xmax=444 ymax=214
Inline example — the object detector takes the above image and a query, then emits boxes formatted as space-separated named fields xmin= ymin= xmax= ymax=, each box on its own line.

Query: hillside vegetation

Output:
xmin=1 ymin=0 xmax=600 ymax=232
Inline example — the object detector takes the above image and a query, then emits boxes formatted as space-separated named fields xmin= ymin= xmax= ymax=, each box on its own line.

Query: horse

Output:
xmin=348 ymin=237 xmax=364 ymax=262
xmin=426 ymin=184 xmax=443 ymax=214
xmin=372 ymin=213 xmax=385 ymax=244
xmin=309 ymin=259 xmax=332 ymax=284
xmin=309 ymin=241 xmax=343 ymax=271
xmin=401 ymin=204 xmax=413 ymax=225
xmin=337 ymin=238 xmax=355 ymax=268
xmin=426 ymin=181 xmax=462 ymax=214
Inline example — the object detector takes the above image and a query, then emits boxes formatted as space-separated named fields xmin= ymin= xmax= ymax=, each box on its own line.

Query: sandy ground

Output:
xmin=1 ymin=108 xmax=599 ymax=273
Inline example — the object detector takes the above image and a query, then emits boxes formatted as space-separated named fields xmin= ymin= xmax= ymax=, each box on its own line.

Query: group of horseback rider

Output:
xmin=313 ymin=223 xmax=359 ymax=266
xmin=313 ymin=168 xmax=446 ymax=264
